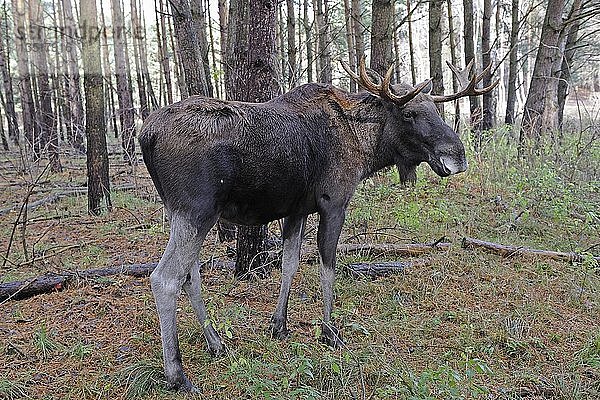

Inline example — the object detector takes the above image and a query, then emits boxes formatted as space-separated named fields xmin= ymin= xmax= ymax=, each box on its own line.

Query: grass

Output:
xmin=0 ymin=123 xmax=599 ymax=398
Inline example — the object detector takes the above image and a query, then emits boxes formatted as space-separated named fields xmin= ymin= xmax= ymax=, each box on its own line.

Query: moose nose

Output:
xmin=440 ymin=155 xmax=468 ymax=175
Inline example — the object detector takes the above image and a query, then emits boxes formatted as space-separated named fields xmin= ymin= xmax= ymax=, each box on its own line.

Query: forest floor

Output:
xmin=0 ymin=123 xmax=599 ymax=400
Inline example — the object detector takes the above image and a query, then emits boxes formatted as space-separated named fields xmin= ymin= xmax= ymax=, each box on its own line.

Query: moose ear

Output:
xmin=416 ymin=79 xmax=433 ymax=94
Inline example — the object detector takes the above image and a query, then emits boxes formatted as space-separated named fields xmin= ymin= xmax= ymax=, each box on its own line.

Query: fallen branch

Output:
xmin=462 ymin=237 xmax=600 ymax=263
xmin=345 ymin=259 xmax=430 ymax=279
xmin=301 ymin=241 xmax=451 ymax=261
xmin=0 ymin=259 xmax=236 ymax=302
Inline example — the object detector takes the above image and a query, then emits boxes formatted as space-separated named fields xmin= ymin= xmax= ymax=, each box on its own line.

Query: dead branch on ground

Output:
xmin=462 ymin=237 xmax=600 ymax=263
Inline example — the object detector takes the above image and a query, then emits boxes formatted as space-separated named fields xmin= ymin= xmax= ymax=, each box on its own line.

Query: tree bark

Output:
xmin=481 ymin=0 xmax=494 ymax=130
xmin=343 ymin=0 xmax=357 ymax=92
xmin=351 ymin=0 xmax=365 ymax=73
xmin=0 ymin=13 xmax=19 ymax=144
xmin=12 ymin=0 xmax=38 ymax=155
xmin=111 ymin=0 xmax=136 ymax=163
xmin=130 ymin=0 xmax=149 ymax=120
xmin=557 ymin=0 xmax=583 ymax=131
xmin=407 ymin=0 xmax=416 ymax=85
xmin=61 ymin=0 xmax=85 ymax=152
xmin=81 ymin=0 xmax=111 ymax=216
xmin=303 ymin=0 xmax=314 ymax=82
xmin=98 ymin=0 xmax=119 ymax=139
xmin=225 ymin=0 xmax=279 ymax=278
xmin=463 ymin=0 xmax=482 ymax=147
xmin=429 ymin=0 xmax=444 ymax=115
xmin=505 ymin=0 xmax=519 ymax=125
xmin=156 ymin=0 xmax=174 ymax=105
xmin=30 ymin=0 xmax=61 ymax=172
xmin=190 ymin=0 xmax=214 ymax=97
xmin=314 ymin=0 xmax=332 ymax=83
xmin=169 ymin=0 xmax=210 ymax=97
xmin=286 ymin=0 xmax=297 ymax=88
xmin=370 ymin=0 xmax=394 ymax=77
xmin=447 ymin=0 xmax=460 ymax=130
xmin=520 ymin=0 xmax=566 ymax=150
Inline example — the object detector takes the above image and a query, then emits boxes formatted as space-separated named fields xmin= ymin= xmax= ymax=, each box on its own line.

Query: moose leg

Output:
xmin=317 ymin=208 xmax=345 ymax=348
xmin=270 ymin=215 xmax=306 ymax=339
xmin=150 ymin=213 xmax=214 ymax=392
xmin=182 ymin=260 xmax=224 ymax=356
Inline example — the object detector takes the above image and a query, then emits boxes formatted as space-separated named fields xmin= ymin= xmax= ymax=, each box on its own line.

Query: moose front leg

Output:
xmin=271 ymin=215 xmax=306 ymax=339
xmin=317 ymin=206 xmax=345 ymax=348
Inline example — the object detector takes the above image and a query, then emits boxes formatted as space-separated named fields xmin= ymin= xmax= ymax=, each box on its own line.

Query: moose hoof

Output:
xmin=166 ymin=373 xmax=198 ymax=393
xmin=320 ymin=323 xmax=344 ymax=349
xmin=269 ymin=316 xmax=290 ymax=340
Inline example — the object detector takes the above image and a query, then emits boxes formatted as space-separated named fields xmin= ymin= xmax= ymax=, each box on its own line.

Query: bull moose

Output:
xmin=139 ymin=58 xmax=497 ymax=391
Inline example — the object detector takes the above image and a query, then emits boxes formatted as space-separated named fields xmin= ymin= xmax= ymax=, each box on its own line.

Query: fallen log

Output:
xmin=345 ymin=259 xmax=430 ymax=279
xmin=0 ymin=259 xmax=236 ymax=303
xmin=462 ymin=237 xmax=600 ymax=263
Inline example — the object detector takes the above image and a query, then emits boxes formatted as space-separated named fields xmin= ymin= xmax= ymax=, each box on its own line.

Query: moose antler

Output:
xmin=341 ymin=57 xmax=432 ymax=107
xmin=431 ymin=60 xmax=499 ymax=103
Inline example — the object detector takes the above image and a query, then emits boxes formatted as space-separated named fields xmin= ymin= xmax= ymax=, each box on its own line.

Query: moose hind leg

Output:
xmin=270 ymin=216 xmax=305 ymax=339
xmin=183 ymin=260 xmax=224 ymax=356
xmin=317 ymin=209 xmax=345 ymax=348
xmin=150 ymin=213 xmax=209 ymax=392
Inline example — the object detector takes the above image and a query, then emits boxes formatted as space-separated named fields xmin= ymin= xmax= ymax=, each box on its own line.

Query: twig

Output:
xmin=18 ymin=244 xmax=84 ymax=267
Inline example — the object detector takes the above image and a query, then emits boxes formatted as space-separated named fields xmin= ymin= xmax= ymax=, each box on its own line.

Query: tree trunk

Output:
xmin=0 ymin=99 xmax=7 ymax=149
xmin=429 ymin=0 xmax=444 ymax=115
xmin=286 ymin=0 xmax=297 ymax=88
xmin=278 ymin=3 xmax=287 ymax=89
xmin=351 ymin=0 xmax=365 ymax=73
xmin=190 ymin=0 xmax=214 ymax=97
xmin=447 ymin=0 xmax=460 ymax=130
xmin=61 ymin=0 xmax=85 ymax=152
xmin=155 ymin=0 xmax=173 ymax=105
xmin=481 ymin=0 xmax=494 ymax=130
xmin=303 ymin=0 xmax=314 ymax=82
xmin=504 ymin=0 xmax=519 ymax=125
xmin=130 ymin=0 xmax=149 ymax=120
xmin=206 ymin=0 xmax=220 ymax=98
xmin=169 ymin=0 xmax=210 ymax=97
xmin=407 ymin=0 xmax=416 ymax=85
xmin=138 ymin=0 xmax=158 ymax=110
xmin=81 ymin=0 xmax=111 ymax=216
xmin=520 ymin=0 xmax=566 ymax=150
xmin=463 ymin=0 xmax=482 ymax=146
xmin=0 ymin=13 xmax=19 ymax=144
xmin=225 ymin=0 xmax=279 ymax=279
xmin=29 ymin=0 xmax=60 ymax=172
xmin=111 ymin=0 xmax=136 ymax=163
xmin=314 ymin=0 xmax=332 ymax=83
xmin=98 ymin=0 xmax=119 ymax=138
xmin=370 ymin=0 xmax=394 ymax=77
xmin=12 ymin=0 xmax=38 ymax=155
xmin=557 ymin=0 xmax=583 ymax=131
xmin=218 ymin=0 xmax=228 ymax=57
xmin=343 ymin=0 xmax=357 ymax=92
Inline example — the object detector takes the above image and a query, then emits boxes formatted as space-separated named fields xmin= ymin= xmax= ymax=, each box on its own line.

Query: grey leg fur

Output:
xmin=317 ymin=209 xmax=345 ymax=348
xmin=183 ymin=261 xmax=224 ymax=356
xmin=150 ymin=212 xmax=217 ymax=392
xmin=270 ymin=216 xmax=306 ymax=339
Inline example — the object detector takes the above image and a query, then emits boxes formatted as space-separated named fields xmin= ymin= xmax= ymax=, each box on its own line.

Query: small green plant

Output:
xmin=118 ymin=358 xmax=167 ymax=399
xmin=33 ymin=323 xmax=60 ymax=359
xmin=69 ymin=341 xmax=94 ymax=361
xmin=0 ymin=379 xmax=29 ymax=400
xmin=576 ymin=331 xmax=600 ymax=370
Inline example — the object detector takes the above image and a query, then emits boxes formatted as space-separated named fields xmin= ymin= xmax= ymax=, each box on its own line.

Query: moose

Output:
xmin=139 ymin=58 xmax=497 ymax=391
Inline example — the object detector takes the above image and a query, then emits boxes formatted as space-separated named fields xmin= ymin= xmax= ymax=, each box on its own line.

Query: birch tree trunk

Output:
xmin=0 ymin=15 xmax=19 ymax=144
